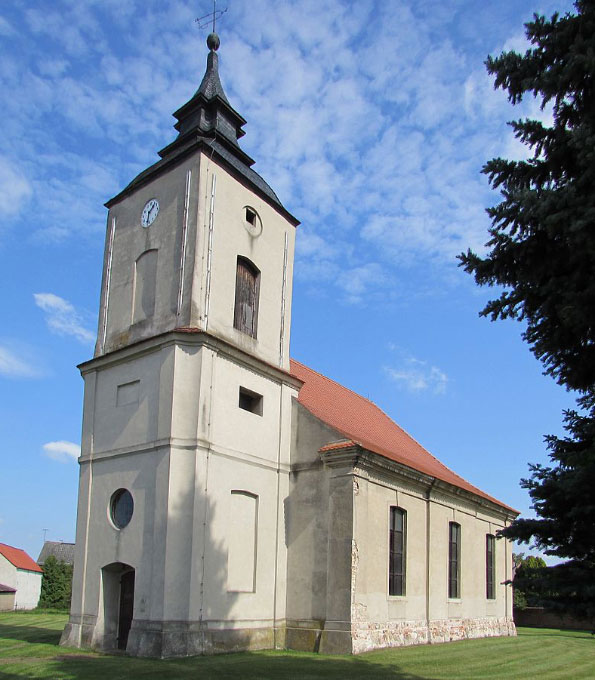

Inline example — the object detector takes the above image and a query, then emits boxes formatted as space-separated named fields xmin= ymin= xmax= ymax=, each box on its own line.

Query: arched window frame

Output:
xmin=233 ymin=256 xmax=260 ymax=338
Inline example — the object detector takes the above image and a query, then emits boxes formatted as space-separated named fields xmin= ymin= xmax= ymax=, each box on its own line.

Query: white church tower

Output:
xmin=62 ymin=31 xmax=301 ymax=656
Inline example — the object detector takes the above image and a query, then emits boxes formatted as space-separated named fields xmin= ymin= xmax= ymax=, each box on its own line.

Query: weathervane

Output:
xmin=195 ymin=0 xmax=228 ymax=33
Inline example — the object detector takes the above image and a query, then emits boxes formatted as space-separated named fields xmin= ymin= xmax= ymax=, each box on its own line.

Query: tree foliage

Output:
xmin=512 ymin=553 xmax=547 ymax=609
xmin=460 ymin=1 xmax=595 ymax=393
xmin=459 ymin=1 xmax=595 ymax=619
xmin=39 ymin=556 xmax=73 ymax=610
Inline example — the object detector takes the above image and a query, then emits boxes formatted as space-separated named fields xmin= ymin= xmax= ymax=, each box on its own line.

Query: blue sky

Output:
xmin=0 ymin=0 xmax=576 ymax=564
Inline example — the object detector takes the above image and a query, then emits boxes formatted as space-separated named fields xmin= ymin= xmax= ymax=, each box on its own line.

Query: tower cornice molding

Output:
xmin=80 ymin=327 xmax=303 ymax=391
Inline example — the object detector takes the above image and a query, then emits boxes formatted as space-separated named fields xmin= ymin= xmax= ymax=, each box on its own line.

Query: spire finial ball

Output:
xmin=207 ymin=32 xmax=220 ymax=51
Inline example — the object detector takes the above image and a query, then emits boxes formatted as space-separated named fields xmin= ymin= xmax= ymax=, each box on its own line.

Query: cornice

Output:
xmin=320 ymin=444 xmax=518 ymax=521
xmin=79 ymin=328 xmax=303 ymax=391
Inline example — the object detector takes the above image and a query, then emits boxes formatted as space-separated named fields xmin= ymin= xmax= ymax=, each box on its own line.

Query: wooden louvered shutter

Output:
xmin=234 ymin=258 xmax=259 ymax=337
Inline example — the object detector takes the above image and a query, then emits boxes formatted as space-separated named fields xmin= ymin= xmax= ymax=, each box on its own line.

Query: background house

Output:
xmin=0 ymin=543 xmax=42 ymax=610
xmin=0 ymin=584 xmax=16 ymax=611
xmin=37 ymin=541 xmax=75 ymax=567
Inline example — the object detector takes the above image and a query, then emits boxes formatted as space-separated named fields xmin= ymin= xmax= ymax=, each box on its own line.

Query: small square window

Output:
xmin=239 ymin=387 xmax=263 ymax=416
xmin=245 ymin=207 xmax=256 ymax=226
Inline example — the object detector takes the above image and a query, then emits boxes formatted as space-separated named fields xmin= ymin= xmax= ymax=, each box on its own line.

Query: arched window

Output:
xmin=389 ymin=507 xmax=406 ymax=596
xmin=448 ymin=522 xmax=461 ymax=598
xmin=233 ymin=257 xmax=260 ymax=338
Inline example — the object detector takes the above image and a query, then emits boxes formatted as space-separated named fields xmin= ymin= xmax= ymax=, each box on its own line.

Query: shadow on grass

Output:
xmin=518 ymin=628 xmax=594 ymax=640
xmin=0 ymin=621 xmax=437 ymax=680
xmin=0 ymin=648 xmax=439 ymax=680
xmin=0 ymin=616 xmax=438 ymax=680
xmin=0 ymin=624 xmax=62 ymax=646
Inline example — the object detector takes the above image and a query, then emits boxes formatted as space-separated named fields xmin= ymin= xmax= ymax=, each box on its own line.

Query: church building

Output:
xmin=61 ymin=32 xmax=517 ymax=657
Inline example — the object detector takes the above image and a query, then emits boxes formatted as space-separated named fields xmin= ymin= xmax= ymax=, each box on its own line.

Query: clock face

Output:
xmin=141 ymin=199 xmax=159 ymax=228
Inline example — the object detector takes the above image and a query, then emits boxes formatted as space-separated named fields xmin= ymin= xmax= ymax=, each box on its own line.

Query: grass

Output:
xmin=0 ymin=611 xmax=593 ymax=679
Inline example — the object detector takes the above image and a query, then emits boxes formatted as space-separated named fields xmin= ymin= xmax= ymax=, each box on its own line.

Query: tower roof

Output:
xmin=107 ymin=32 xmax=298 ymax=226
xmin=194 ymin=34 xmax=231 ymax=105
xmin=169 ymin=33 xmax=247 ymax=153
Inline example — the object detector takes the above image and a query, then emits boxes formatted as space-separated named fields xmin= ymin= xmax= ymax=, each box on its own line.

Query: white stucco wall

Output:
xmin=0 ymin=554 xmax=41 ymax=610
xmin=98 ymin=151 xmax=296 ymax=372
xmin=0 ymin=553 xmax=15 ymax=589
xmin=15 ymin=570 xmax=42 ymax=610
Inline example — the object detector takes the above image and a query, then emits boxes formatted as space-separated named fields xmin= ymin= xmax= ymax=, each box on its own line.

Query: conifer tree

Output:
xmin=39 ymin=556 xmax=73 ymax=610
xmin=459 ymin=2 xmax=595 ymax=621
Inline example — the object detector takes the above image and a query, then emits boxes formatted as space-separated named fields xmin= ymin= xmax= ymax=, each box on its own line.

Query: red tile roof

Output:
xmin=0 ymin=543 xmax=43 ymax=573
xmin=290 ymin=359 xmax=516 ymax=513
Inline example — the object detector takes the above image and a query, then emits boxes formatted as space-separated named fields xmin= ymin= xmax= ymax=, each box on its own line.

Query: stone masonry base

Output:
xmin=62 ymin=615 xmax=515 ymax=657
xmin=352 ymin=617 xmax=516 ymax=654
xmin=61 ymin=617 xmax=278 ymax=658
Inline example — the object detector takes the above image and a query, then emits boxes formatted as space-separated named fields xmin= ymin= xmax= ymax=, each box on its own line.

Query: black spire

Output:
xmin=163 ymin=32 xmax=249 ymax=159
xmin=109 ymin=31 xmax=298 ymax=224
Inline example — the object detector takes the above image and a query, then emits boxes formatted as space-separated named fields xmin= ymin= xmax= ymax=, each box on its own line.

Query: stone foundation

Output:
xmin=63 ymin=615 xmax=515 ymax=657
xmin=352 ymin=617 xmax=516 ymax=654
xmin=61 ymin=617 xmax=278 ymax=658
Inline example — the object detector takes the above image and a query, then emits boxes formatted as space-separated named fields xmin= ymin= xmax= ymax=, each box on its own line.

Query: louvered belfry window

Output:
xmin=234 ymin=257 xmax=260 ymax=337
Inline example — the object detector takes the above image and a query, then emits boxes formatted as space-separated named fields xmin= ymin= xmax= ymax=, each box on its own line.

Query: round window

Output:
xmin=110 ymin=489 xmax=134 ymax=529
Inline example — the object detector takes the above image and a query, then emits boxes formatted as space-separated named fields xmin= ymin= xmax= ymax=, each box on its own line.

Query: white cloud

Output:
xmin=384 ymin=355 xmax=448 ymax=395
xmin=43 ymin=440 xmax=80 ymax=463
xmin=0 ymin=0 xmax=572 ymax=301
xmin=34 ymin=293 xmax=95 ymax=345
xmin=0 ymin=157 xmax=32 ymax=217
xmin=336 ymin=263 xmax=387 ymax=305
xmin=0 ymin=345 xmax=40 ymax=378
xmin=502 ymin=32 xmax=530 ymax=54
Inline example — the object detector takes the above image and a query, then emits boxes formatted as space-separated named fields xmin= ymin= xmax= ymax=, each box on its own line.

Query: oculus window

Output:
xmin=110 ymin=489 xmax=134 ymax=529
xmin=389 ymin=507 xmax=406 ymax=596
xmin=243 ymin=206 xmax=263 ymax=237
xmin=233 ymin=257 xmax=260 ymax=338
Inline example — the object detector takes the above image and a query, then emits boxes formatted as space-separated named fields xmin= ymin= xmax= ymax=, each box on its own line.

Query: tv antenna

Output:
xmin=196 ymin=0 xmax=228 ymax=32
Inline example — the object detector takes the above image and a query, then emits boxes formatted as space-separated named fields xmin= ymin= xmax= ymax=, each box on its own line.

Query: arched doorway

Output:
xmin=100 ymin=563 xmax=135 ymax=651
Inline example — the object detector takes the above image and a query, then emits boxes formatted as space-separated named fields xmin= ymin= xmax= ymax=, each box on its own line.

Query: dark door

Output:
xmin=117 ymin=570 xmax=135 ymax=650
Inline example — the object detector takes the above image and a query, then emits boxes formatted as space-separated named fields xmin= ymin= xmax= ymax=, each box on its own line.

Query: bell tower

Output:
xmin=62 ymin=33 xmax=302 ymax=657
xmin=96 ymin=31 xmax=298 ymax=369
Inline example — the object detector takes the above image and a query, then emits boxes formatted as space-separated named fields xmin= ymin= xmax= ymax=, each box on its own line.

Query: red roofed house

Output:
xmin=0 ymin=543 xmax=42 ymax=610
xmin=62 ymin=33 xmax=517 ymax=657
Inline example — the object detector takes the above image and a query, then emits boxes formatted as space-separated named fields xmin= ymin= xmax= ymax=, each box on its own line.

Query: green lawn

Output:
xmin=0 ymin=611 xmax=592 ymax=679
